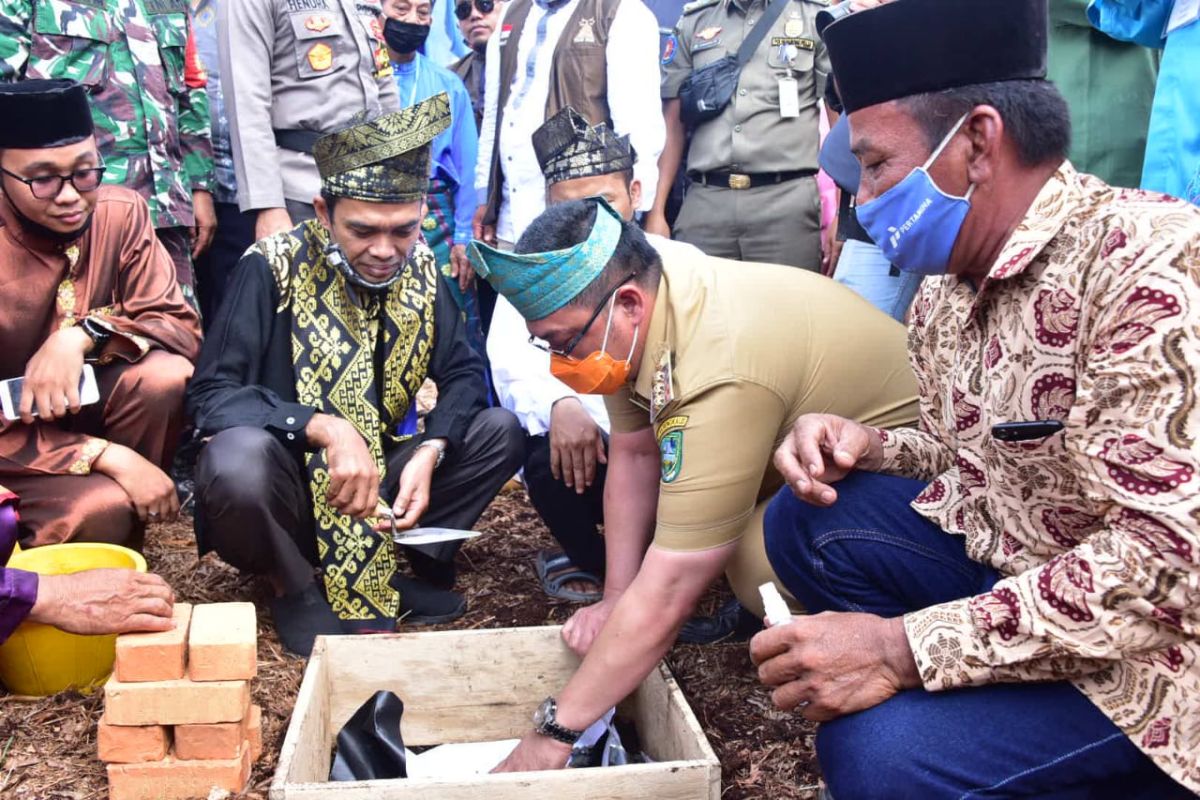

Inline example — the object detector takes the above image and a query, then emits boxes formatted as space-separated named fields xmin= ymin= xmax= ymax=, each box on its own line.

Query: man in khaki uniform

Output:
xmin=469 ymin=197 xmax=917 ymax=771
xmin=647 ymin=0 xmax=829 ymax=270
xmin=219 ymin=0 xmax=399 ymax=240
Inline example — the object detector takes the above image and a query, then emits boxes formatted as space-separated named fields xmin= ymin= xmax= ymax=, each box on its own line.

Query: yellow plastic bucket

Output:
xmin=0 ymin=542 xmax=147 ymax=696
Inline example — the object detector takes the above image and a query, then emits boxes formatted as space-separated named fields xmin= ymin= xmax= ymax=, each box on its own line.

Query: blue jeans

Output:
xmin=763 ymin=472 xmax=1192 ymax=800
xmin=833 ymin=239 xmax=923 ymax=322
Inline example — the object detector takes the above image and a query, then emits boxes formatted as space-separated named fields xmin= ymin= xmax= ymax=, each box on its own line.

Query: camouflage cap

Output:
xmin=314 ymin=93 xmax=452 ymax=202
xmin=0 ymin=80 xmax=94 ymax=149
xmin=532 ymin=106 xmax=636 ymax=186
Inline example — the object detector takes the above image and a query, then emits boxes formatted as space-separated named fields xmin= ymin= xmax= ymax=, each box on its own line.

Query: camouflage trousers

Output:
xmin=156 ymin=226 xmax=200 ymax=315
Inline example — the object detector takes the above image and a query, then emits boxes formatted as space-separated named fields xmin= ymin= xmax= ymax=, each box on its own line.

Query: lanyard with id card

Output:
xmin=778 ymin=76 xmax=800 ymax=117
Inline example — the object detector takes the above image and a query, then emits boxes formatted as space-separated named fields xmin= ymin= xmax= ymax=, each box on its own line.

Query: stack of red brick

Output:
xmin=99 ymin=602 xmax=262 ymax=800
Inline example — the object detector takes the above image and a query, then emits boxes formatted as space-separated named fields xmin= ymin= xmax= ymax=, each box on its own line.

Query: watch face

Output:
xmin=533 ymin=698 xmax=551 ymax=728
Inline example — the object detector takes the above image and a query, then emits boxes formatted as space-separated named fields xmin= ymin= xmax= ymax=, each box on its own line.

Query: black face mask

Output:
xmin=384 ymin=18 xmax=430 ymax=54
xmin=2 ymin=190 xmax=93 ymax=246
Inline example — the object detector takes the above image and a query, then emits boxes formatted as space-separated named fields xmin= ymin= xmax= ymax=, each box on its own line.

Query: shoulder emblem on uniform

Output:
xmin=661 ymin=33 xmax=678 ymax=64
xmin=681 ymin=0 xmax=721 ymax=16
xmin=656 ymin=415 xmax=688 ymax=484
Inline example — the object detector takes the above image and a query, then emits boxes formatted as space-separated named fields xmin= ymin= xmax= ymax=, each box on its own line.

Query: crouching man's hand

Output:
xmin=30 ymin=569 xmax=175 ymax=635
xmin=750 ymin=611 xmax=921 ymax=721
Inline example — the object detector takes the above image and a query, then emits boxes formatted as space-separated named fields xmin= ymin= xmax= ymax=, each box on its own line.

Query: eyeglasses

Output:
xmin=0 ymin=165 xmax=106 ymax=200
xmin=529 ymin=273 xmax=636 ymax=358
xmin=455 ymin=0 xmax=494 ymax=20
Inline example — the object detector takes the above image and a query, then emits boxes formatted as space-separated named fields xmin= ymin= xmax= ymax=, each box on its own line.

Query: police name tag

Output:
xmin=778 ymin=77 xmax=800 ymax=118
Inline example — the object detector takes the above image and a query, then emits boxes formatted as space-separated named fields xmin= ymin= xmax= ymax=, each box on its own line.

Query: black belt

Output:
xmin=273 ymin=128 xmax=322 ymax=155
xmin=687 ymin=168 xmax=816 ymax=190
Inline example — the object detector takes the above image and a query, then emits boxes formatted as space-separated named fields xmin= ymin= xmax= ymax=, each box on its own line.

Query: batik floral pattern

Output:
xmin=877 ymin=165 xmax=1200 ymax=792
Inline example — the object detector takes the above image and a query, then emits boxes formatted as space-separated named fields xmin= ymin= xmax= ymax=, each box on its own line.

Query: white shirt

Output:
xmin=488 ymin=295 xmax=612 ymax=436
xmin=486 ymin=235 xmax=701 ymax=437
xmin=475 ymin=0 xmax=666 ymax=244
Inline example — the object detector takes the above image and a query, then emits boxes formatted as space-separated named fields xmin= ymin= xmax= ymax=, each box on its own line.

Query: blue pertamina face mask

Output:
xmin=855 ymin=113 xmax=974 ymax=276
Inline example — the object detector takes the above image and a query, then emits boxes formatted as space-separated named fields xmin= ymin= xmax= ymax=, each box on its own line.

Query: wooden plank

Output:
xmin=276 ymin=760 xmax=715 ymax=800
xmin=627 ymin=664 xmax=721 ymax=799
xmin=272 ymin=638 xmax=334 ymax=799
xmin=321 ymin=628 xmax=581 ymax=744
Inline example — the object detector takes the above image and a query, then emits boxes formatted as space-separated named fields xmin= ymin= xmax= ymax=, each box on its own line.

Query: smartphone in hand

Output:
xmin=0 ymin=363 xmax=100 ymax=420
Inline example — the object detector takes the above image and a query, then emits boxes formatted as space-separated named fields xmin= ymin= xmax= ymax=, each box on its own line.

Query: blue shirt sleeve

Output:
xmin=1087 ymin=0 xmax=1171 ymax=49
xmin=447 ymin=76 xmax=480 ymax=245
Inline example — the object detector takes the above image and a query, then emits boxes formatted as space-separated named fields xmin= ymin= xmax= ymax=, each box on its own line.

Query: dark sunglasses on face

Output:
xmin=0 ymin=165 xmax=106 ymax=200
xmin=455 ymin=0 xmax=494 ymax=20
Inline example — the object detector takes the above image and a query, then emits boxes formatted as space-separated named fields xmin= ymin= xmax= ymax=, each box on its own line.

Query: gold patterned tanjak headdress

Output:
xmin=314 ymin=92 xmax=452 ymax=202
xmin=532 ymin=106 xmax=636 ymax=186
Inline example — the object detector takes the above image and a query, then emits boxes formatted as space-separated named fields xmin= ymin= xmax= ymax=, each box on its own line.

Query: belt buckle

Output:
xmin=728 ymin=173 xmax=751 ymax=190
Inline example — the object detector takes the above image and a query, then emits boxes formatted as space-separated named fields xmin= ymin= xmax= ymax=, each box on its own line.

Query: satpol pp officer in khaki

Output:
xmin=649 ymin=0 xmax=830 ymax=270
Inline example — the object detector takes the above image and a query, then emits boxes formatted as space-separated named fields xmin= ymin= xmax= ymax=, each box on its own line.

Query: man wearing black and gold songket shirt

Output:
xmin=186 ymin=94 xmax=524 ymax=656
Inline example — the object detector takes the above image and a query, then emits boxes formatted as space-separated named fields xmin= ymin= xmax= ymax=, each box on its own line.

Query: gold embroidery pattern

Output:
xmin=283 ymin=220 xmax=438 ymax=622
xmin=68 ymin=438 xmax=109 ymax=475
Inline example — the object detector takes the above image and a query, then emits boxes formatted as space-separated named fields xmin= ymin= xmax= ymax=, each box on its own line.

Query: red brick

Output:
xmin=114 ymin=602 xmax=192 ymax=682
xmin=106 ymin=745 xmax=251 ymax=800
xmin=187 ymin=602 xmax=257 ymax=682
xmin=96 ymin=715 xmax=169 ymax=764
xmin=174 ymin=704 xmax=262 ymax=761
xmin=248 ymin=704 xmax=263 ymax=761
xmin=104 ymin=670 xmax=249 ymax=726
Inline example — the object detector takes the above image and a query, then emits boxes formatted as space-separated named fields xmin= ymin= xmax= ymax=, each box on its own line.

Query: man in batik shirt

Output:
xmin=0 ymin=0 xmax=217 ymax=308
xmin=187 ymin=94 xmax=523 ymax=656
xmin=751 ymin=1 xmax=1200 ymax=798
xmin=0 ymin=81 xmax=201 ymax=549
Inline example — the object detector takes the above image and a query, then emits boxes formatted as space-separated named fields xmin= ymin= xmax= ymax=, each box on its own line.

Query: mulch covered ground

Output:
xmin=0 ymin=488 xmax=820 ymax=799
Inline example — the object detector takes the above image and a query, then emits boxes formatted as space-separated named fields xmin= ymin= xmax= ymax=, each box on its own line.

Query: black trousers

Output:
xmin=522 ymin=434 xmax=607 ymax=576
xmin=194 ymin=202 xmax=256 ymax=326
xmin=193 ymin=408 xmax=524 ymax=595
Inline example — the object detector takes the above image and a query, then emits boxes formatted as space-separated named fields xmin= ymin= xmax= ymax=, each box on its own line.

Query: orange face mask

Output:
xmin=549 ymin=294 xmax=639 ymax=395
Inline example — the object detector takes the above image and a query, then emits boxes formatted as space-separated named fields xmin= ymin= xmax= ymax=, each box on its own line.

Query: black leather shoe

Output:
xmin=403 ymin=548 xmax=457 ymax=590
xmin=268 ymin=584 xmax=343 ymax=656
xmin=392 ymin=575 xmax=467 ymax=625
xmin=677 ymin=598 xmax=763 ymax=645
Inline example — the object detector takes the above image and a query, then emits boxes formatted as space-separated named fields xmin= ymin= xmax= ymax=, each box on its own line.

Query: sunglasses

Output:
xmin=455 ymin=0 xmax=494 ymax=20
xmin=0 ymin=165 xmax=106 ymax=200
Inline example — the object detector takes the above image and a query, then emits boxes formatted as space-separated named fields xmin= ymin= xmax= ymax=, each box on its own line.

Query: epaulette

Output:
xmin=681 ymin=0 xmax=721 ymax=16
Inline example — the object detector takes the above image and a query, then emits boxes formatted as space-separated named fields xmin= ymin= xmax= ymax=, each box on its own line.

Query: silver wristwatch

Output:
xmin=532 ymin=697 xmax=583 ymax=745
xmin=415 ymin=439 xmax=447 ymax=469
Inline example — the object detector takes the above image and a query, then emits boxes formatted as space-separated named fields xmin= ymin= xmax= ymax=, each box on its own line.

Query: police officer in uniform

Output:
xmin=648 ymin=0 xmax=829 ymax=270
xmin=219 ymin=0 xmax=400 ymax=241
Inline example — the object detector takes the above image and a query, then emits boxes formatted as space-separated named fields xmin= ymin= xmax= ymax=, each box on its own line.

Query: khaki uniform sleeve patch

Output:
xmin=656 ymin=415 xmax=688 ymax=484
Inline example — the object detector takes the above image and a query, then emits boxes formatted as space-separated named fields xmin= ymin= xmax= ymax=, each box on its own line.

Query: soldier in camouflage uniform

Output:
xmin=0 ymin=0 xmax=217 ymax=309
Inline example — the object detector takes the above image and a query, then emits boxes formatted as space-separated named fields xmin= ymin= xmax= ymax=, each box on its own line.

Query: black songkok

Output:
xmin=817 ymin=0 xmax=1049 ymax=114
xmin=533 ymin=106 xmax=636 ymax=186
xmin=0 ymin=80 xmax=94 ymax=149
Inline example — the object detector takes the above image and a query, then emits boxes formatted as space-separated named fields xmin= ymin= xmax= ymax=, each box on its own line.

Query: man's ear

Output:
xmin=313 ymin=195 xmax=332 ymax=230
xmin=964 ymin=105 xmax=1004 ymax=188
xmin=615 ymin=284 xmax=648 ymax=326
xmin=628 ymin=178 xmax=643 ymax=212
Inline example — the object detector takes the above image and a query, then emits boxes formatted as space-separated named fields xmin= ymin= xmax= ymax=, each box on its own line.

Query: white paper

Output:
xmin=1166 ymin=0 xmax=1199 ymax=35
xmin=404 ymin=739 xmax=521 ymax=779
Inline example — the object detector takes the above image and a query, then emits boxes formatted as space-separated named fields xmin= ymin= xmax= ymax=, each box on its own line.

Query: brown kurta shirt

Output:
xmin=0 ymin=185 xmax=201 ymax=478
xmin=884 ymin=164 xmax=1200 ymax=791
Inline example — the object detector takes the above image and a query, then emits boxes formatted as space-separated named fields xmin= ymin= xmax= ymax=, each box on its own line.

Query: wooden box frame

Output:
xmin=271 ymin=627 xmax=720 ymax=799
